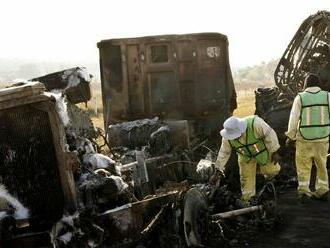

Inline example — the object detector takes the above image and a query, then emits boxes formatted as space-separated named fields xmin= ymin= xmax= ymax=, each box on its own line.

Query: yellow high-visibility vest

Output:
xmin=229 ymin=116 xmax=269 ymax=165
xmin=299 ymin=90 xmax=330 ymax=140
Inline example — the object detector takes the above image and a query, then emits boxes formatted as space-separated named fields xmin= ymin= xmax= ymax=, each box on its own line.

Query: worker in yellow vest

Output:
xmin=211 ymin=115 xmax=281 ymax=203
xmin=286 ymin=74 xmax=330 ymax=202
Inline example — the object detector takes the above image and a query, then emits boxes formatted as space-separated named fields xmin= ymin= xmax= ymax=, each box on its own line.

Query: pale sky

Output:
xmin=0 ymin=0 xmax=329 ymax=68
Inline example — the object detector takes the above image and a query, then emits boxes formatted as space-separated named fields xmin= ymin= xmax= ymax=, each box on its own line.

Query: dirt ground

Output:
xmin=252 ymin=189 xmax=330 ymax=248
xmin=232 ymin=91 xmax=330 ymax=248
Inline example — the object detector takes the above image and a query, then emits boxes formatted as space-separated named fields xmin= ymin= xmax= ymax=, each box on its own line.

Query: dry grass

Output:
xmin=86 ymin=86 xmax=256 ymax=129
xmin=91 ymin=115 xmax=104 ymax=129
xmin=76 ymin=82 xmax=104 ymax=129
xmin=88 ymin=89 xmax=256 ymax=131
xmin=233 ymin=90 xmax=255 ymax=117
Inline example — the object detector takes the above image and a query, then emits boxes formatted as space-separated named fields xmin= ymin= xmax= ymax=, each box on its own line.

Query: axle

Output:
xmin=211 ymin=205 xmax=263 ymax=220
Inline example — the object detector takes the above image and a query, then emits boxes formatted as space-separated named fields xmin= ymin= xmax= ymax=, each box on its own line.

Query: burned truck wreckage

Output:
xmin=97 ymin=33 xmax=237 ymax=141
xmin=0 ymin=71 xmax=279 ymax=247
xmin=0 ymin=11 xmax=329 ymax=248
xmin=0 ymin=80 xmax=279 ymax=247
xmin=256 ymin=10 xmax=330 ymax=141
xmin=0 ymin=33 xmax=280 ymax=248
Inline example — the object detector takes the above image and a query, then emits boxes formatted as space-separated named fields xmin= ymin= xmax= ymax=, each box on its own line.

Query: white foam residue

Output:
xmin=15 ymin=205 xmax=29 ymax=219
xmin=67 ymin=74 xmax=80 ymax=89
xmin=0 ymin=212 xmax=7 ymax=219
xmin=61 ymin=215 xmax=75 ymax=226
xmin=77 ymin=68 xmax=91 ymax=82
xmin=83 ymin=153 xmax=115 ymax=170
xmin=50 ymin=90 xmax=70 ymax=126
xmin=84 ymin=139 xmax=96 ymax=154
xmin=110 ymin=175 xmax=128 ymax=194
xmin=66 ymin=68 xmax=91 ymax=90
xmin=196 ymin=159 xmax=214 ymax=181
xmin=0 ymin=184 xmax=29 ymax=219
xmin=58 ymin=232 xmax=73 ymax=244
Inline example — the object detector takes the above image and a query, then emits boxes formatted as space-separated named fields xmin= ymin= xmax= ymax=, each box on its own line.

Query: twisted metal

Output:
xmin=275 ymin=10 xmax=330 ymax=99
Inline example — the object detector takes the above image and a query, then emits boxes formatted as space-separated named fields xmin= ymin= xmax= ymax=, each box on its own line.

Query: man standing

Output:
xmin=211 ymin=115 xmax=281 ymax=203
xmin=286 ymin=74 xmax=330 ymax=201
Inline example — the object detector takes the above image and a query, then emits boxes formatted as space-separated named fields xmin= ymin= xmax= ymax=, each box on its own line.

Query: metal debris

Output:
xmin=3 ymin=18 xmax=323 ymax=245
xmin=275 ymin=10 xmax=330 ymax=99
xmin=0 ymin=81 xmax=280 ymax=248
xmin=107 ymin=117 xmax=163 ymax=148
xmin=31 ymin=67 xmax=92 ymax=104
xmin=257 ymin=10 xmax=330 ymax=141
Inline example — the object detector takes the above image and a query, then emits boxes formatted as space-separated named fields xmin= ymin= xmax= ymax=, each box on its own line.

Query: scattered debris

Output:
xmin=49 ymin=90 xmax=70 ymax=126
xmin=196 ymin=159 xmax=214 ymax=182
xmin=107 ymin=117 xmax=164 ymax=148
xmin=4 ymin=11 xmax=328 ymax=245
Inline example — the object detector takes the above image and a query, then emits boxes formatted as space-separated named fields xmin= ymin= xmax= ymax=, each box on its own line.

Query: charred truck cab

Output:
xmin=98 ymin=33 xmax=237 ymax=141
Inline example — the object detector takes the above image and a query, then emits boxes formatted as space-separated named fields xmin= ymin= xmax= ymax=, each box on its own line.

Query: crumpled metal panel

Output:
xmin=275 ymin=10 xmax=330 ymax=99
xmin=31 ymin=67 xmax=92 ymax=104
xmin=97 ymin=191 xmax=180 ymax=244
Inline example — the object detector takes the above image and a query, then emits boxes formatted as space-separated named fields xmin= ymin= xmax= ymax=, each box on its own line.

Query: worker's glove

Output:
xmin=209 ymin=169 xmax=224 ymax=186
xmin=285 ymin=138 xmax=295 ymax=147
xmin=271 ymin=151 xmax=281 ymax=164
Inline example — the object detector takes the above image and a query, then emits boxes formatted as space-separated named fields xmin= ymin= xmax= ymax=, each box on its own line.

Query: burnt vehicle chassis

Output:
xmin=0 ymin=83 xmax=278 ymax=248
xmin=98 ymin=33 xmax=237 ymax=140
xmin=275 ymin=10 xmax=330 ymax=98
xmin=256 ymin=10 xmax=330 ymax=141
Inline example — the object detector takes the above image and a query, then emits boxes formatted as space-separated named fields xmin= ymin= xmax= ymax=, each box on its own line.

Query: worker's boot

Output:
xmin=312 ymin=192 xmax=328 ymax=201
xmin=298 ymin=194 xmax=311 ymax=204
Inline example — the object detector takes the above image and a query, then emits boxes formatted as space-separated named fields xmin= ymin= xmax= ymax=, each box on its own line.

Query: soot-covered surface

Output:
xmin=0 ymin=105 xmax=64 ymax=228
xmin=253 ymin=189 xmax=330 ymax=248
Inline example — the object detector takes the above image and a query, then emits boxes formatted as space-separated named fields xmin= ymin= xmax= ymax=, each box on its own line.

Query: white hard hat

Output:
xmin=220 ymin=116 xmax=247 ymax=140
